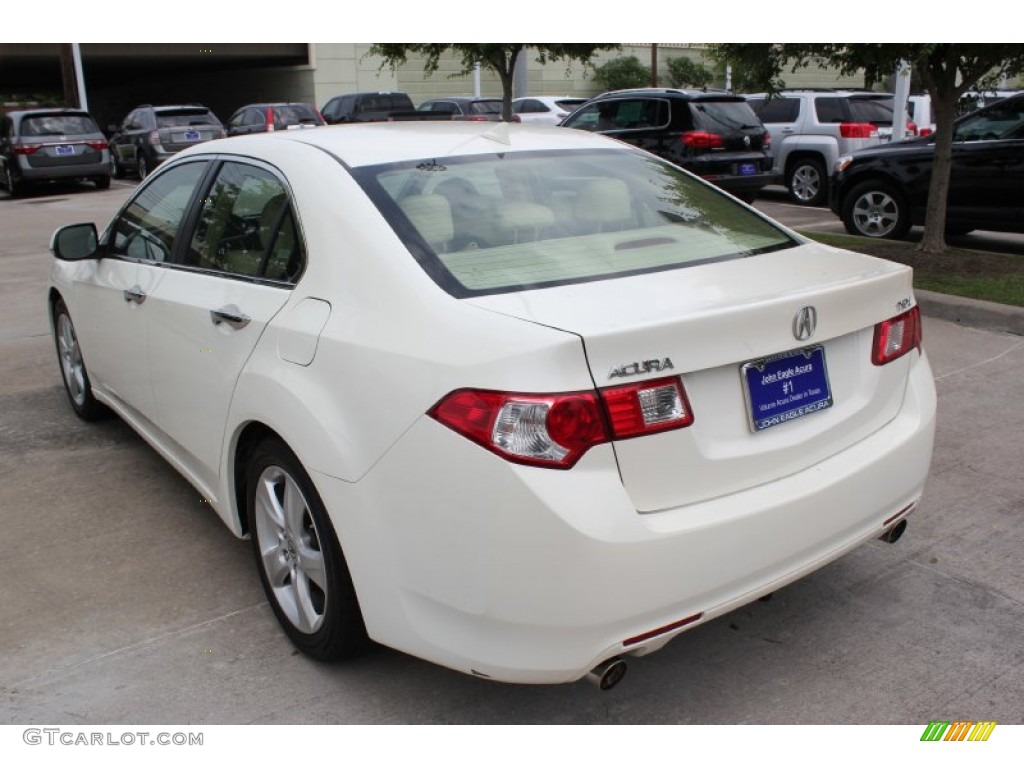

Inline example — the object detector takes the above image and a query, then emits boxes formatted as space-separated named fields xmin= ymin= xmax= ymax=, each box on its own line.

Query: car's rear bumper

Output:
xmin=17 ymin=156 xmax=110 ymax=181
xmin=313 ymin=349 xmax=935 ymax=685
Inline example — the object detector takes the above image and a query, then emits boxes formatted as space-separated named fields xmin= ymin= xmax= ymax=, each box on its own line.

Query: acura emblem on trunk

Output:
xmin=794 ymin=306 xmax=817 ymax=341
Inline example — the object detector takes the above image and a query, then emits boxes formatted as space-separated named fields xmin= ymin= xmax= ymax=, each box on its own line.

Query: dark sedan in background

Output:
xmin=831 ymin=93 xmax=1024 ymax=239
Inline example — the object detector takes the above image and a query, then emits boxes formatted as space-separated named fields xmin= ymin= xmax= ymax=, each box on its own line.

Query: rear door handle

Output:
xmin=210 ymin=306 xmax=251 ymax=329
xmin=123 ymin=286 xmax=147 ymax=304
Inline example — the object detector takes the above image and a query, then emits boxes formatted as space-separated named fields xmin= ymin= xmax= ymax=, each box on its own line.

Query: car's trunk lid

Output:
xmin=466 ymin=242 xmax=917 ymax=511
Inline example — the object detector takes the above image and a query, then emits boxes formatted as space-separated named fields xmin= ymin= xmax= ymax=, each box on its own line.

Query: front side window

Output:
xmin=186 ymin=162 xmax=304 ymax=282
xmin=354 ymin=149 xmax=797 ymax=297
xmin=954 ymin=100 xmax=1024 ymax=141
xmin=108 ymin=161 xmax=208 ymax=262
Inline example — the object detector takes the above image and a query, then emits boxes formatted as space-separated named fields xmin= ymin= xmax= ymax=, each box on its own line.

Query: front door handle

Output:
xmin=123 ymin=285 xmax=147 ymax=304
xmin=210 ymin=306 xmax=251 ymax=330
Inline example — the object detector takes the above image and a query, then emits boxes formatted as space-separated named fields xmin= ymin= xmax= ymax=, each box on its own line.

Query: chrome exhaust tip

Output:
xmin=879 ymin=519 xmax=908 ymax=544
xmin=586 ymin=657 xmax=628 ymax=691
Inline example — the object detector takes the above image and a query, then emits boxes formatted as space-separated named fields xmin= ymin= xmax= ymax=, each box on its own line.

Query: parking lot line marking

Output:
xmin=10 ymin=603 xmax=267 ymax=688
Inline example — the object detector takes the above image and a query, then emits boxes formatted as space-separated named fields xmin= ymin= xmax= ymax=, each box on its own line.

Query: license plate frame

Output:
xmin=183 ymin=130 xmax=201 ymax=142
xmin=737 ymin=162 xmax=757 ymax=176
xmin=741 ymin=346 xmax=833 ymax=432
xmin=55 ymin=144 xmax=75 ymax=156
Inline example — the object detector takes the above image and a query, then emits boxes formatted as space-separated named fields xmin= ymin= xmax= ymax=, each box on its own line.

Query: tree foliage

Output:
xmin=368 ymin=44 xmax=619 ymax=121
xmin=666 ymin=57 xmax=713 ymax=89
xmin=709 ymin=44 xmax=1024 ymax=254
xmin=592 ymin=55 xmax=651 ymax=91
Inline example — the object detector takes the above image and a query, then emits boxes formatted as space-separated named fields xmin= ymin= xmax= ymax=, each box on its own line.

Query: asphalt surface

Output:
xmin=1 ymin=180 xmax=1022 ymax=724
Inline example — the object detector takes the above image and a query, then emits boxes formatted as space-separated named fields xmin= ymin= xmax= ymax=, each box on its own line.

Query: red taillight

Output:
xmin=906 ymin=119 xmax=918 ymax=136
xmin=919 ymin=127 xmax=933 ymax=137
xmin=14 ymin=143 xmax=40 ymax=155
xmin=86 ymin=140 xmax=108 ymax=151
xmin=266 ymin=107 xmax=275 ymax=132
xmin=761 ymin=132 xmax=771 ymax=148
xmin=430 ymin=376 xmax=695 ymax=469
xmin=872 ymin=306 xmax=922 ymax=366
xmin=681 ymin=131 xmax=724 ymax=149
xmin=467 ymin=115 xmax=490 ymax=122
xmin=601 ymin=376 xmax=694 ymax=439
xmin=839 ymin=122 xmax=878 ymax=139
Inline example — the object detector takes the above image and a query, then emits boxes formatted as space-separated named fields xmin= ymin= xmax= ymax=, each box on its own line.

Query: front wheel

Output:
xmin=841 ymin=181 xmax=911 ymax=239
xmin=787 ymin=157 xmax=827 ymax=206
xmin=136 ymin=152 xmax=148 ymax=180
xmin=246 ymin=438 xmax=368 ymax=661
xmin=53 ymin=298 xmax=107 ymax=420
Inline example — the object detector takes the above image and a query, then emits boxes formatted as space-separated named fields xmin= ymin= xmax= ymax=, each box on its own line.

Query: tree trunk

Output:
xmin=497 ymin=48 xmax=520 ymax=122
xmin=918 ymin=88 xmax=957 ymax=254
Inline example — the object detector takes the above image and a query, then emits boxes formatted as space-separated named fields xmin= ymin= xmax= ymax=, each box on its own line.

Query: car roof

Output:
xmin=179 ymin=121 xmax=622 ymax=169
xmin=7 ymin=108 xmax=92 ymax=119
xmin=595 ymin=88 xmax=741 ymax=101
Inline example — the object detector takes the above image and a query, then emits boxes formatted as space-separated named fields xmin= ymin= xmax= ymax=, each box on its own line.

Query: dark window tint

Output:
xmin=109 ymin=161 xmax=208 ymax=262
xmin=20 ymin=114 xmax=100 ymax=136
xmin=814 ymin=98 xmax=847 ymax=124
xmin=155 ymin=109 xmax=220 ymax=128
xmin=470 ymin=101 xmax=502 ymax=115
xmin=357 ymin=94 xmax=413 ymax=113
xmin=848 ymin=97 xmax=895 ymax=126
xmin=751 ymin=97 xmax=800 ymax=123
xmin=955 ymin=100 xmax=1024 ymax=141
xmin=186 ymin=162 xmax=303 ymax=282
xmin=691 ymin=100 xmax=761 ymax=133
xmin=514 ymin=99 xmax=544 ymax=113
xmin=565 ymin=99 xmax=670 ymax=131
xmin=272 ymin=104 xmax=321 ymax=127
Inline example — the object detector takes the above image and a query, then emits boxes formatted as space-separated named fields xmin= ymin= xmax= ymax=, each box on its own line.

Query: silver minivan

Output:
xmin=0 ymin=109 xmax=111 ymax=196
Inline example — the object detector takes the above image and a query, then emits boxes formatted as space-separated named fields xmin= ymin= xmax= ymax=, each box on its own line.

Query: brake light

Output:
xmin=148 ymin=130 xmax=162 ymax=146
xmin=919 ymin=127 xmax=933 ymax=137
xmin=467 ymin=115 xmax=490 ymax=122
xmin=872 ymin=306 xmax=922 ymax=365
xmin=906 ymin=119 xmax=918 ymax=136
xmin=13 ymin=143 xmax=40 ymax=155
xmin=266 ymin=107 xmax=275 ymax=132
xmin=839 ymin=122 xmax=878 ymax=139
xmin=761 ymin=132 xmax=771 ymax=149
xmin=430 ymin=377 xmax=694 ymax=468
xmin=86 ymin=140 xmax=108 ymax=151
xmin=682 ymin=131 xmax=724 ymax=149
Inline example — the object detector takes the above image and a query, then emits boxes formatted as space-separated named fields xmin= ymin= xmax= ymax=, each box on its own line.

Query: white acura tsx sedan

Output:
xmin=48 ymin=121 xmax=936 ymax=688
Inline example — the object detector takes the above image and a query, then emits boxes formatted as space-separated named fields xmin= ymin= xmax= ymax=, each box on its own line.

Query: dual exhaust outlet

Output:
xmin=586 ymin=519 xmax=908 ymax=691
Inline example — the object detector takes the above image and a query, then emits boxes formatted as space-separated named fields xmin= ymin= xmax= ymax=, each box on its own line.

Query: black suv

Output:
xmin=321 ymin=92 xmax=417 ymax=124
xmin=109 ymin=104 xmax=225 ymax=180
xmin=830 ymin=93 xmax=1024 ymax=239
xmin=560 ymin=89 xmax=773 ymax=202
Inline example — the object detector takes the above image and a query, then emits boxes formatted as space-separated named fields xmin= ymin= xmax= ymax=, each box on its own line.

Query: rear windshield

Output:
xmin=156 ymin=110 xmax=220 ymax=128
xmin=555 ymin=98 xmax=587 ymax=111
xmin=20 ymin=114 xmax=99 ymax=136
xmin=273 ymin=104 xmax=321 ymax=126
xmin=470 ymin=101 xmax=502 ymax=115
xmin=848 ymin=97 xmax=895 ymax=126
xmin=691 ymin=100 xmax=763 ymax=133
xmin=353 ymin=149 xmax=797 ymax=297
xmin=357 ymin=95 xmax=413 ymax=113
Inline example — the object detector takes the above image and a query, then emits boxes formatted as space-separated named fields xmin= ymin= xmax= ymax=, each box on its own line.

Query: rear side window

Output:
xmin=273 ymin=104 xmax=321 ymax=126
xmin=20 ymin=114 xmax=100 ymax=136
xmin=470 ymin=101 xmax=502 ymax=115
xmin=355 ymin=149 xmax=796 ymax=297
xmin=751 ymin=97 xmax=800 ymax=123
xmin=186 ymin=162 xmax=304 ymax=282
xmin=565 ymin=99 xmax=670 ymax=131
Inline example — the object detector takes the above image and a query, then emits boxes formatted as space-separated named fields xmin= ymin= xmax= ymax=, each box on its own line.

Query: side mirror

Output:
xmin=51 ymin=223 xmax=99 ymax=261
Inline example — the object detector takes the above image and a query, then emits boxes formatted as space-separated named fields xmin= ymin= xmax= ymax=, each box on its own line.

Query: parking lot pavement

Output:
xmin=1 ymin=186 xmax=1023 ymax=724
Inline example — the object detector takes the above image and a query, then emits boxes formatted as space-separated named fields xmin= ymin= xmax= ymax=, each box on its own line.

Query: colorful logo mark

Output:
xmin=920 ymin=721 xmax=997 ymax=742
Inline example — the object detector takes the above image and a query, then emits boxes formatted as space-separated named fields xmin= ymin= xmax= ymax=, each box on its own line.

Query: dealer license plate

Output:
xmin=741 ymin=346 xmax=833 ymax=432
xmin=738 ymin=162 xmax=757 ymax=176
xmin=184 ymin=130 xmax=201 ymax=141
xmin=55 ymin=145 xmax=75 ymax=156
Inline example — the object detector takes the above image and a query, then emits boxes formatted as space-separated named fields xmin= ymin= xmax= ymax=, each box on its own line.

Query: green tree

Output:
xmin=710 ymin=44 xmax=1024 ymax=254
xmin=666 ymin=56 xmax=713 ymax=89
xmin=593 ymin=55 xmax=651 ymax=92
xmin=368 ymin=44 xmax=619 ymax=121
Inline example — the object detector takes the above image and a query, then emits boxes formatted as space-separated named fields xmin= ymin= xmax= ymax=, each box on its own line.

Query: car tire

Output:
xmin=787 ymin=157 xmax=827 ymax=206
xmin=4 ymin=162 xmax=22 ymax=197
xmin=53 ymin=298 xmax=107 ymax=421
xmin=111 ymin=152 xmax=125 ymax=179
xmin=93 ymin=175 xmax=111 ymax=190
xmin=841 ymin=180 xmax=911 ymax=240
xmin=136 ymin=152 xmax=148 ymax=181
xmin=246 ymin=437 xmax=369 ymax=661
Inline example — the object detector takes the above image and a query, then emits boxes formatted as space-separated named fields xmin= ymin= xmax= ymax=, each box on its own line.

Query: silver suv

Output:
xmin=745 ymin=90 xmax=900 ymax=206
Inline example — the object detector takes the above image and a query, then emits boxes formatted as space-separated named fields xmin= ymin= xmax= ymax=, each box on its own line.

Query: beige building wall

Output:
xmin=308 ymin=44 xmax=870 ymax=110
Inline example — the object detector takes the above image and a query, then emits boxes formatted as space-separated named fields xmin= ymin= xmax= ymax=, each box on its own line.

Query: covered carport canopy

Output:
xmin=1 ymin=43 xmax=313 ymax=129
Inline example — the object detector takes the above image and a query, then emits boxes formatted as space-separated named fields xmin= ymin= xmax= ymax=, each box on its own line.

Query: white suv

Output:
xmin=745 ymin=90 xmax=902 ymax=205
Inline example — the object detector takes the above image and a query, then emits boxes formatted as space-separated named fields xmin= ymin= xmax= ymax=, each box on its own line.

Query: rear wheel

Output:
xmin=841 ymin=180 xmax=911 ymax=239
xmin=787 ymin=157 xmax=827 ymax=206
xmin=4 ymin=162 xmax=22 ymax=197
xmin=246 ymin=438 xmax=368 ymax=661
xmin=53 ymin=298 xmax=106 ymax=420
xmin=93 ymin=175 xmax=111 ymax=190
xmin=136 ymin=153 xmax=148 ymax=180
xmin=111 ymin=150 xmax=125 ymax=179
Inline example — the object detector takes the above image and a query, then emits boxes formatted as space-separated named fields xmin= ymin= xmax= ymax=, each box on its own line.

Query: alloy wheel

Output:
xmin=851 ymin=190 xmax=901 ymax=237
xmin=56 ymin=312 xmax=87 ymax=407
